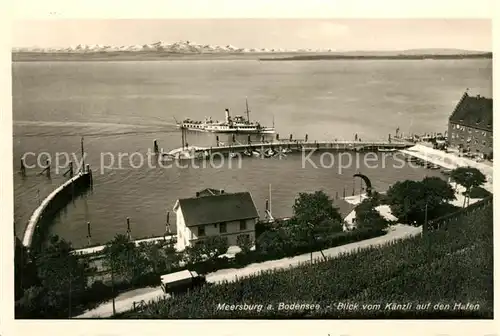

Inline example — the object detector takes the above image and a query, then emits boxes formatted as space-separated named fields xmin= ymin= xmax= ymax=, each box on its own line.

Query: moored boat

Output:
xmin=177 ymin=100 xmax=275 ymax=134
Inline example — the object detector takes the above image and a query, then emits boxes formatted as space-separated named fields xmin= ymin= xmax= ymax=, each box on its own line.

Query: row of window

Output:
xmin=197 ymin=220 xmax=248 ymax=237
xmin=453 ymin=124 xmax=490 ymax=137
xmin=194 ymin=233 xmax=251 ymax=247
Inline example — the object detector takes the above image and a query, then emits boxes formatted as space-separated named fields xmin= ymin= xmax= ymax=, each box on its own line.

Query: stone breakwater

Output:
xmin=22 ymin=171 xmax=93 ymax=250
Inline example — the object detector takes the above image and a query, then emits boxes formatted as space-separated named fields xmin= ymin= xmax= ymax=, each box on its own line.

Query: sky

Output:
xmin=12 ymin=19 xmax=492 ymax=51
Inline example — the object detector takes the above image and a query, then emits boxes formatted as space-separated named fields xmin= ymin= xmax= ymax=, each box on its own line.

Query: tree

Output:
xmin=185 ymin=236 xmax=229 ymax=263
xmin=15 ymin=237 xmax=38 ymax=301
xmin=203 ymin=236 xmax=229 ymax=258
xmin=355 ymin=199 xmax=389 ymax=231
xmin=103 ymin=234 xmax=140 ymax=284
xmin=236 ymin=234 xmax=253 ymax=253
xmin=17 ymin=235 xmax=89 ymax=318
xmin=450 ymin=167 xmax=487 ymax=207
xmin=292 ymin=191 xmax=342 ymax=229
xmin=256 ymin=228 xmax=289 ymax=257
xmin=386 ymin=177 xmax=455 ymax=225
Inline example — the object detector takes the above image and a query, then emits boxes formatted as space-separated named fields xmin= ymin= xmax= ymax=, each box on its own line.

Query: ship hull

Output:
xmin=177 ymin=125 xmax=275 ymax=134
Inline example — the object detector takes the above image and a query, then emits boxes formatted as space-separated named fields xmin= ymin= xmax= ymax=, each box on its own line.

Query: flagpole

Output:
xmin=81 ymin=137 xmax=85 ymax=173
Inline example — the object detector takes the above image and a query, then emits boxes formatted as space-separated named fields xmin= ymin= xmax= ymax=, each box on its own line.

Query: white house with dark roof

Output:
xmin=173 ymin=189 xmax=259 ymax=251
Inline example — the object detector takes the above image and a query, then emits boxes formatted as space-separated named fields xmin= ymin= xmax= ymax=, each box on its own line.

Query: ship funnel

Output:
xmin=225 ymin=108 xmax=230 ymax=123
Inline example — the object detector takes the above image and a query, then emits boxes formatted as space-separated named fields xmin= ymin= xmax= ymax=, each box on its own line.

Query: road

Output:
xmin=75 ymin=223 xmax=420 ymax=318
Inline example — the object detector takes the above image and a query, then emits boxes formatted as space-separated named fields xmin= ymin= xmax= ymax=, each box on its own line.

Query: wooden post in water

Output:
xmin=20 ymin=158 xmax=26 ymax=177
xmin=126 ymin=217 xmax=131 ymax=241
xmin=86 ymin=164 xmax=93 ymax=185
xmin=45 ymin=160 xmax=51 ymax=179
xmin=153 ymin=139 xmax=159 ymax=155
xmin=87 ymin=221 xmax=91 ymax=246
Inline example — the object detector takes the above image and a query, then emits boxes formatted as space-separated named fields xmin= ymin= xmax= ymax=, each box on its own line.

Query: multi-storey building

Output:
xmin=174 ymin=189 xmax=259 ymax=251
xmin=447 ymin=90 xmax=493 ymax=158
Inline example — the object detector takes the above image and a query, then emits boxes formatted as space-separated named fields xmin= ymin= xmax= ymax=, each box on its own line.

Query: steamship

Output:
xmin=176 ymin=100 xmax=275 ymax=134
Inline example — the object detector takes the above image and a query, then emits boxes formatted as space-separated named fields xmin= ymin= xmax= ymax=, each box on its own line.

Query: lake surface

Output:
xmin=12 ymin=59 xmax=492 ymax=248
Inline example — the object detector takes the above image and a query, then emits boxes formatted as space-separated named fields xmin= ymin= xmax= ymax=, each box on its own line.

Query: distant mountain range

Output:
xmin=11 ymin=41 xmax=490 ymax=55
xmin=13 ymin=40 xmax=292 ymax=53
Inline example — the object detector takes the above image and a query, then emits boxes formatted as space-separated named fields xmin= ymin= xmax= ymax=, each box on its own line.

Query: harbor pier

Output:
xmin=22 ymin=167 xmax=94 ymax=251
xmin=162 ymin=139 xmax=414 ymax=159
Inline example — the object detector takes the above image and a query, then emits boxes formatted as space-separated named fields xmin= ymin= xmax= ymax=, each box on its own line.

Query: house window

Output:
xmin=220 ymin=222 xmax=227 ymax=233
xmin=198 ymin=226 xmax=205 ymax=237
xmin=240 ymin=220 xmax=247 ymax=231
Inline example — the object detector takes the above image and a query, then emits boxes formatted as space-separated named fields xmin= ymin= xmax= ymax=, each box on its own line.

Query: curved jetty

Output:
xmin=22 ymin=170 xmax=93 ymax=250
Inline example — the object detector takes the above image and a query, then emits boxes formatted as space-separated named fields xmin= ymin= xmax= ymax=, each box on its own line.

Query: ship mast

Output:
xmin=245 ymin=98 xmax=250 ymax=122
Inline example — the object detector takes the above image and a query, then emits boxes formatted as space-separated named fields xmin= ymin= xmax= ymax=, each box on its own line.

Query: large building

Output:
xmin=173 ymin=189 xmax=259 ymax=251
xmin=447 ymin=90 xmax=493 ymax=158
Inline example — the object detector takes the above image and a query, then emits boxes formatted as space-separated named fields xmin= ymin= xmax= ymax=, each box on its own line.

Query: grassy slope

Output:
xmin=117 ymin=203 xmax=492 ymax=319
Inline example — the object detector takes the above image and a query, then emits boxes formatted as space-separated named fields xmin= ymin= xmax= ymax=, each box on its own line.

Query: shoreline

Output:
xmin=12 ymin=52 xmax=492 ymax=62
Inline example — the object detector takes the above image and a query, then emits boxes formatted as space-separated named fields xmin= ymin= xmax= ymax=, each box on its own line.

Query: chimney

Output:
xmin=225 ymin=108 xmax=230 ymax=123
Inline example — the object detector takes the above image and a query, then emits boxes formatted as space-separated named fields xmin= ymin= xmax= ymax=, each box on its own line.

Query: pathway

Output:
xmin=75 ymin=223 xmax=420 ymax=318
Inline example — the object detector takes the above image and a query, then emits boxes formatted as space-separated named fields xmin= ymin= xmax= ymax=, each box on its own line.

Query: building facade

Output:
xmin=174 ymin=189 xmax=259 ymax=251
xmin=447 ymin=91 xmax=493 ymax=158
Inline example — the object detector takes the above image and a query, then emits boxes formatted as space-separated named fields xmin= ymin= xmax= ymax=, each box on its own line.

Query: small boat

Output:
xmin=197 ymin=151 xmax=210 ymax=159
xmin=282 ymin=147 xmax=293 ymax=154
xmin=378 ymin=147 xmax=397 ymax=153
xmin=243 ymin=149 xmax=253 ymax=157
xmin=229 ymin=152 xmax=238 ymax=158
xmin=161 ymin=153 xmax=175 ymax=162
xmin=252 ymin=150 xmax=261 ymax=157
xmin=264 ymin=148 xmax=276 ymax=157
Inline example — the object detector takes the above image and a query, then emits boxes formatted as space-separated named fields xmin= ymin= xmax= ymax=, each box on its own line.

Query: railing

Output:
xmin=426 ymin=195 xmax=493 ymax=232
xmin=132 ymin=300 xmax=148 ymax=312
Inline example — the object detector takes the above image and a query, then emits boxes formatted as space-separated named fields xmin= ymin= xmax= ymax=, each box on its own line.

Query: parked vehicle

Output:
xmin=160 ymin=270 xmax=207 ymax=295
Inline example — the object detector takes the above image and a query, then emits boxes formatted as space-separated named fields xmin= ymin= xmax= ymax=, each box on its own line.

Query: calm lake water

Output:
xmin=12 ymin=59 xmax=492 ymax=248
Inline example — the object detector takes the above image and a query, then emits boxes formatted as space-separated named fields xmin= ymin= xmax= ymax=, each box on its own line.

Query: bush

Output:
xmin=468 ymin=186 xmax=492 ymax=199
xmin=355 ymin=199 xmax=389 ymax=231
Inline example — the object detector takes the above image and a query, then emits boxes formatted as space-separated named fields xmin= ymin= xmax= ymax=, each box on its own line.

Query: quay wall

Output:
xmin=22 ymin=171 xmax=93 ymax=251
xmin=171 ymin=140 xmax=413 ymax=156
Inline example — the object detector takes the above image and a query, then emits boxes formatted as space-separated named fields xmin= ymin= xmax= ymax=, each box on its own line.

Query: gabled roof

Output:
xmin=333 ymin=198 xmax=357 ymax=220
xmin=449 ymin=92 xmax=493 ymax=132
xmin=196 ymin=188 xmax=224 ymax=197
xmin=176 ymin=192 xmax=259 ymax=227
